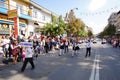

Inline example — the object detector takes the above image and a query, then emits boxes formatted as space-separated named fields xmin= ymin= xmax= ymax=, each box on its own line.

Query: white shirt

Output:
xmin=65 ymin=41 xmax=68 ymax=46
xmin=4 ymin=39 xmax=10 ymax=49
xmin=1 ymin=38 xmax=6 ymax=45
xmin=60 ymin=42 xmax=64 ymax=46
xmin=86 ymin=42 xmax=92 ymax=48
xmin=25 ymin=47 xmax=34 ymax=58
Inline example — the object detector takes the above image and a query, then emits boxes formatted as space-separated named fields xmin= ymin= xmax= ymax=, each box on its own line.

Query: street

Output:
xmin=0 ymin=41 xmax=120 ymax=80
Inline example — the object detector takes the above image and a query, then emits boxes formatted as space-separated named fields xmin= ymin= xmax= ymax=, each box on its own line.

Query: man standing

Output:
xmin=85 ymin=40 xmax=92 ymax=57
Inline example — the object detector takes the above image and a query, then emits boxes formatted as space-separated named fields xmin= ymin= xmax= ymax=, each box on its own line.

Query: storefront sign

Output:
xmin=8 ymin=9 xmax=18 ymax=18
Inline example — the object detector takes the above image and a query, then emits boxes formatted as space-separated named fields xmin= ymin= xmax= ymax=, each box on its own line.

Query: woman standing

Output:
xmin=11 ymin=40 xmax=19 ymax=64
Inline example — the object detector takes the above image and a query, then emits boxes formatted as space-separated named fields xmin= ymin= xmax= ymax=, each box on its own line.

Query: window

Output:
xmin=0 ymin=0 xmax=5 ymax=8
xmin=16 ymin=4 xmax=23 ymax=14
xmin=42 ymin=15 xmax=45 ymax=21
xmin=0 ymin=24 xmax=1 ymax=28
xmin=35 ymin=11 xmax=37 ymax=18
xmin=32 ymin=9 xmax=38 ymax=18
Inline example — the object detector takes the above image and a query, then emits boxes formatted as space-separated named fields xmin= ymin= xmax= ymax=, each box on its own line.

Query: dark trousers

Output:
xmin=44 ymin=46 xmax=49 ymax=53
xmin=64 ymin=46 xmax=68 ymax=53
xmin=5 ymin=48 xmax=11 ymax=59
xmin=85 ymin=47 xmax=91 ymax=57
xmin=21 ymin=58 xmax=35 ymax=72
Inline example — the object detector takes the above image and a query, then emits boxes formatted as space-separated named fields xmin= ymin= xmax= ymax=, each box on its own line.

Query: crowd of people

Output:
xmin=106 ymin=37 xmax=120 ymax=48
xmin=0 ymin=35 xmax=84 ymax=61
xmin=0 ymin=34 xmax=94 ymax=72
xmin=1 ymin=34 xmax=120 ymax=73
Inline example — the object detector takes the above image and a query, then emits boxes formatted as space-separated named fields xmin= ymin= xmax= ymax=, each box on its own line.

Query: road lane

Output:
xmin=97 ymin=42 xmax=120 ymax=80
xmin=1 ymin=41 xmax=120 ymax=80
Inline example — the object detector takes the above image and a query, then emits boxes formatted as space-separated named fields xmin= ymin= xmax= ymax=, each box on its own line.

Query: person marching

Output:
xmin=59 ymin=40 xmax=64 ymax=56
xmin=21 ymin=40 xmax=35 ymax=72
xmin=85 ymin=40 xmax=92 ymax=57
xmin=64 ymin=39 xmax=69 ymax=53
xmin=72 ymin=41 xmax=80 ymax=57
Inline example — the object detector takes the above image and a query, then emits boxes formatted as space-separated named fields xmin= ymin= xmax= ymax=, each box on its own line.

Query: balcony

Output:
xmin=0 ymin=2 xmax=32 ymax=20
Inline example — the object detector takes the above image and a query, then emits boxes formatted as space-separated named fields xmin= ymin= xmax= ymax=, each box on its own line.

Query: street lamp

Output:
xmin=70 ymin=8 xmax=78 ymax=16
xmin=64 ymin=8 xmax=78 ymax=22
xmin=68 ymin=8 xmax=78 ymax=23
xmin=70 ymin=8 xmax=78 ymax=11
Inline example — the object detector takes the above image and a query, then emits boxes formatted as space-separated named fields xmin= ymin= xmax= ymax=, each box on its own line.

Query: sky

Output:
xmin=33 ymin=0 xmax=120 ymax=34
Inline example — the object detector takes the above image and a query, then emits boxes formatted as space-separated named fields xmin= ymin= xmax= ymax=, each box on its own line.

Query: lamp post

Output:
xmin=65 ymin=8 xmax=78 ymax=21
xmin=70 ymin=8 xmax=78 ymax=11
xmin=67 ymin=8 xmax=78 ymax=23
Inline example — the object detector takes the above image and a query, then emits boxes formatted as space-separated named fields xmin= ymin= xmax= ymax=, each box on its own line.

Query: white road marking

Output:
xmin=89 ymin=55 xmax=96 ymax=80
xmin=95 ymin=55 xmax=100 ymax=80
xmin=89 ymin=55 xmax=100 ymax=80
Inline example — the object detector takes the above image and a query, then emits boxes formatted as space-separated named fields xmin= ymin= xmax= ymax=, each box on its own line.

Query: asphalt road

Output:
xmin=0 ymin=41 xmax=120 ymax=80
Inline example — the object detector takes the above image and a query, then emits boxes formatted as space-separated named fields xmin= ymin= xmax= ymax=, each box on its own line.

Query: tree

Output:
xmin=87 ymin=30 xmax=93 ymax=37
xmin=57 ymin=15 xmax=66 ymax=35
xmin=99 ymin=24 xmax=116 ymax=38
xmin=40 ymin=15 xmax=66 ymax=37
xmin=65 ymin=10 xmax=87 ymax=37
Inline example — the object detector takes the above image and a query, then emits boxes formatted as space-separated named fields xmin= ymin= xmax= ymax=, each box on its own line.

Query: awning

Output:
xmin=0 ymin=20 xmax=26 ymax=27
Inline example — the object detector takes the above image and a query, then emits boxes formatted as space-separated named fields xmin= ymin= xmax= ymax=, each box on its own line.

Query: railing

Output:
xmin=0 ymin=1 xmax=32 ymax=16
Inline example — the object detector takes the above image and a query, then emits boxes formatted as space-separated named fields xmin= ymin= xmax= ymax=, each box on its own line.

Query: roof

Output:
xmin=30 ymin=0 xmax=59 ymax=17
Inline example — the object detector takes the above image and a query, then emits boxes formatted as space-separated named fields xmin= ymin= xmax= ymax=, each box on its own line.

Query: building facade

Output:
xmin=108 ymin=11 xmax=120 ymax=34
xmin=28 ymin=1 xmax=59 ymax=36
xmin=0 ymin=0 xmax=32 ymax=39
xmin=0 ymin=0 xmax=58 ymax=39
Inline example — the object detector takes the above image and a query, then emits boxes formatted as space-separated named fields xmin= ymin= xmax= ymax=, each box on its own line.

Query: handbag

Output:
xmin=22 ymin=54 xmax=25 ymax=58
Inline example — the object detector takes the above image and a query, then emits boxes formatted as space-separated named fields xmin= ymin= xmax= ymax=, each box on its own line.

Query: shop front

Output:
xmin=0 ymin=14 xmax=27 ymax=40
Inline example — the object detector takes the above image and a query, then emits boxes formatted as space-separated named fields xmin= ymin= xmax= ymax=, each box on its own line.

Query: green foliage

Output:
xmin=39 ymin=11 xmax=88 ymax=37
xmin=66 ymin=17 xmax=87 ymax=37
xmin=40 ymin=15 xmax=66 ymax=37
xmin=51 ymin=14 xmax=57 ymax=23
xmin=87 ymin=30 xmax=93 ymax=37
xmin=64 ymin=10 xmax=88 ymax=37
xmin=99 ymin=24 xmax=116 ymax=37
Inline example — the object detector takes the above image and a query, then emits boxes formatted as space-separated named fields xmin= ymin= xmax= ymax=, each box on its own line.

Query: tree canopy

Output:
xmin=99 ymin=24 xmax=116 ymax=38
xmin=65 ymin=10 xmax=87 ymax=37
xmin=40 ymin=15 xmax=66 ymax=37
